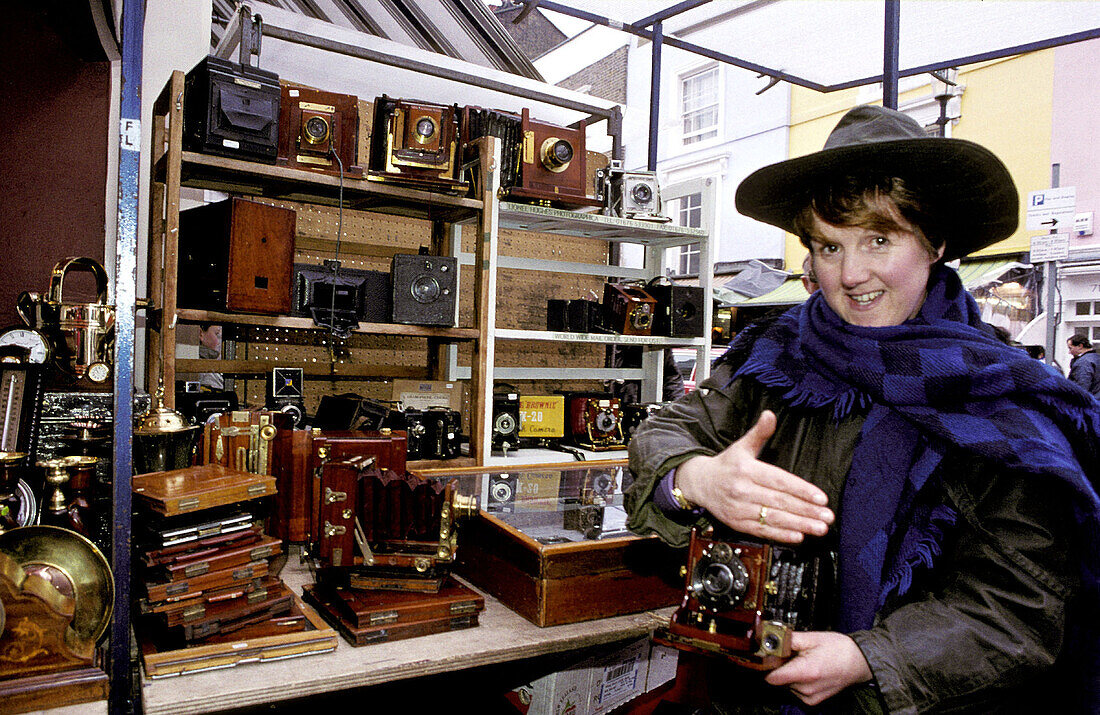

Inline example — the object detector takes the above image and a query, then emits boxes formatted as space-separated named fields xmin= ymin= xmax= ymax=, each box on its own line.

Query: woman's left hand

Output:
xmin=764 ymin=631 xmax=872 ymax=706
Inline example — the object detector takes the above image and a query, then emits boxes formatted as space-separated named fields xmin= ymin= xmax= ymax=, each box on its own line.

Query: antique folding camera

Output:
xmin=603 ymin=282 xmax=657 ymax=336
xmin=292 ymin=262 xmax=391 ymax=335
xmin=277 ymin=82 xmax=362 ymax=177
xmin=182 ymin=55 xmax=281 ymax=163
xmin=462 ymin=106 xmax=599 ymax=209
xmin=546 ymin=298 xmax=603 ymax=333
xmin=596 ymin=161 xmax=669 ymax=221
xmin=307 ymin=432 xmax=477 ymax=581
xmin=492 ymin=390 xmax=521 ymax=454
xmin=265 ymin=367 xmax=306 ymax=428
xmin=659 ymin=525 xmax=837 ymax=670
xmin=368 ymin=95 xmax=466 ymax=193
xmin=566 ymin=393 xmax=625 ymax=451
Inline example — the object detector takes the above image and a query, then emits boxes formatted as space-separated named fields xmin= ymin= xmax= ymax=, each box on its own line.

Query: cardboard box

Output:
xmin=510 ymin=637 xmax=678 ymax=715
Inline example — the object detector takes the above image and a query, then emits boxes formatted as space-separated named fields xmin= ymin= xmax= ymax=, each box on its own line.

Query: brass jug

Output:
xmin=17 ymin=257 xmax=116 ymax=382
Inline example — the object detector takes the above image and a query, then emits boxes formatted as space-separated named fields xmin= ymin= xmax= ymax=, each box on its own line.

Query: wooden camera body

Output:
xmin=659 ymin=526 xmax=837 ymax=670
xmin=368 ymin=96 xmax=466 ymax=193
xmin=277 ymin=83 xmax=362 ymax=177
xmin=566 ymin=394 xmax=625 ymax=451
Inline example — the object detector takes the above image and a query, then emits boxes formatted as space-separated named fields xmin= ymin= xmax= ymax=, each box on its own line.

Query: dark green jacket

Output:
xmin=626 ymin=361 xmax=1078 ymax=714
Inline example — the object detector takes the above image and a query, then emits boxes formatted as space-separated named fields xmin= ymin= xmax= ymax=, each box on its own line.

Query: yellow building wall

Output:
xmin=782 ymin=51 xmax=1055 ymax=271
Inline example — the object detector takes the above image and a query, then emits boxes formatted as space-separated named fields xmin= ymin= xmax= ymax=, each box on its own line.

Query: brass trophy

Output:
xmin=16 ymin=257 xmax=116 ymax=384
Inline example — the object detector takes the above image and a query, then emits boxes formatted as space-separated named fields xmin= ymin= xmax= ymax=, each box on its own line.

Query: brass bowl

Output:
xmin=0 ymin=525 xmax=114 ymax=644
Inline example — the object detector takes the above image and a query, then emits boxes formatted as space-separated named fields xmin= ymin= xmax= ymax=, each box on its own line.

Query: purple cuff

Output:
xmin=654 ymin=468 xmax=703 ymax=516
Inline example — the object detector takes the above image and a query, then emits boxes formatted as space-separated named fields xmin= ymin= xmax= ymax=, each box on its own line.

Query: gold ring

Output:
xmin=758 ymin=506 xmax=768 ymax=525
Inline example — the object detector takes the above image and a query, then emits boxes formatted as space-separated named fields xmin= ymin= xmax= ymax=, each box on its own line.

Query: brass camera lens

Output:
xmin=630 ymin=182 xmax=653 ymax=204
xmin=539 ymin=137 xmax=574 ymax=172
xmin=303 ymin=115 xmax=330 ymax=145
xmin=414 ymin=116 xmax=438 ymax=143
xmin=691 ymin=543 xmax=750 ymax=610
xmin=629 ymin=304 xmax=653 ymax=330
xmin=410 ymin=275 xmax=442 ymax=304
xmin=594 ymin=409 xmax=618 ymax=433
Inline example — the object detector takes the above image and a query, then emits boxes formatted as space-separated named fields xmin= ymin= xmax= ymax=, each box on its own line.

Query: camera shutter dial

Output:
xmin=494 ymin=411 xmax=517 ymax=436
xmin=539 ymin=137 xmax=574 ymax=173
xmin=691 ymin=542 xmax=750 ymax=611
xmin=410 ymin=275 xmax=442 ymax=304
xmin=629 ymin=303 xmax=653 ymax=331
xmin=594 ymin=409 xmax=618 ymax=434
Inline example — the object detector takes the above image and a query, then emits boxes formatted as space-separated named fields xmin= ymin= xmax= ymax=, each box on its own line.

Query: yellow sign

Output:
xmin=519 ymin=395 xmax=565 ymax=438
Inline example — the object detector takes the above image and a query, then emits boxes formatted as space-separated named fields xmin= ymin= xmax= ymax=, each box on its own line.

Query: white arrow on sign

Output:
xmin=1026 ymin=187 xmax=1076 ymax=231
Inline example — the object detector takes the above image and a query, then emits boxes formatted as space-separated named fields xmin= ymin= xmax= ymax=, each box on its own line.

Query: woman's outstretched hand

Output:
xmin=673 ymin=410 xmax=834 ymax=542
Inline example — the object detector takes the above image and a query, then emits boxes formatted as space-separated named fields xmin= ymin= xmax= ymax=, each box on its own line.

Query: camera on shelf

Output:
xmin=603 ymin=282 xmax=657 ymax=336
xmin=462 ymin=106 xmax=600 ymax=209
xmin=596 ymin=160 xmax=669 ymax=222
xmin=492 ymin=390 xmax=521 ymax=454
xmin=390 ymin=252 xmax=458 ymax=327
xmin=277 ymin=82 xmax=362 ymax=177
xmin=566 ymin=393 xmax=625 ymax=451
xmin=546 ymin=297 xmax=603 ymax=334
xmin=369 ymin=96 xmax=466 ymax=193
xmin=560 ymin=467 xmax=619 ymax=539
xmin=384 ymin=406 xmax=463 ymax=461
xmin=182 ymin=55 xmax=280 ymax=163
xmin=646 ymin=278 xmax=706 ymax=338
xmin=265 ymin=367 xmax=306 ymax=428
xmin=659 ymin=525 xmax=837 ymax=670
xmin=292 ymin=262 xmax=391 ymax=336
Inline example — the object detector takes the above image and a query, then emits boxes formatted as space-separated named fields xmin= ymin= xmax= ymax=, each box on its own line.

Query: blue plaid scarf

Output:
xmin=721 ymin=264 xmax=1100 ymax=695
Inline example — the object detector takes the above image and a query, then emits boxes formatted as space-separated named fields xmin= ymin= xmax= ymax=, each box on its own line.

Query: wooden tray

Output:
xmin=133 ymin=464 xmax=276 ymax=516
xmin=137 ymin=594 xmax=338 ymax=679
xmin=302 ymin=584 xmax=479 ymax=647
xmin=310 ymin=575 xmax=483 ymax=630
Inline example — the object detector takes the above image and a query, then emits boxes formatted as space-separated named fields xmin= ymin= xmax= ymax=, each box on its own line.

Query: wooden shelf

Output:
xmin=155 ymin=151 xmax=482 ymax=224
xmin=174 ymin=359 xmax=430 ymax=379
xmin=174 ymin=309 xmax=479 ymax=340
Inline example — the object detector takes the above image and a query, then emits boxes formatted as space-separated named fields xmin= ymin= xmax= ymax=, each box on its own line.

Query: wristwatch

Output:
xmin=671 ymin=485 xmax=695 ymax=511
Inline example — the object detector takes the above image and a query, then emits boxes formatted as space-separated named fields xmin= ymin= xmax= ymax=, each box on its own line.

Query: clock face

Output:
xmin=86 ymin=362 xmax=111 ymax=383
xmin=0 ymin=327 xmax=50 ymax=364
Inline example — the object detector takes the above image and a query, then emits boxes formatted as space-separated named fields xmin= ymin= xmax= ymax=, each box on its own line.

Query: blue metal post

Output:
xmin=648 ymin=21 xmax=663 ymax=171
xmin=883 ymin=0 xmax=900 ymax=108
xmin=112 ymin=0 xmax=143 ymax=710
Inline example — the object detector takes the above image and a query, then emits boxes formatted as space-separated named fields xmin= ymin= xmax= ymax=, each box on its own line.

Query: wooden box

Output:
xmin=413 ymin=460 xmax=683 ymax=627
xmin=132 ymin=464 xmax=276 ymax=517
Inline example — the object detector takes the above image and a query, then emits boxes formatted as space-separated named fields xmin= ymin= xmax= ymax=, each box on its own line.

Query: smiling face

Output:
xmin=808 ymin=205 xmax=943 ymax=327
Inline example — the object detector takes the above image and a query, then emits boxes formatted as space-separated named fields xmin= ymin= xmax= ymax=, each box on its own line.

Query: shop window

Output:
xmin=674 ymin=192 xmax=703 ymax=275
xmin=681 ymin=66 xmax=719 ymax=145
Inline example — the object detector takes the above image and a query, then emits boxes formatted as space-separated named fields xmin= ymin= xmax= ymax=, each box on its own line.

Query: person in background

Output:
xmin=1067 ymin=334 xmax=1100 ymax=397
xmin=627 ymin=105 xmax=1100 ymax=713
xmin=197 ymin=323 xmax=224 ymax=391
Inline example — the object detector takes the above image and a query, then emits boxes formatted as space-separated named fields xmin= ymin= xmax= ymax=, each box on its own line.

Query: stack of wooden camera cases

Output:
xmin=299 ymin=431 xmax=484 ymax=646
xmin=132 ymin=464 xmax=297 ymax=656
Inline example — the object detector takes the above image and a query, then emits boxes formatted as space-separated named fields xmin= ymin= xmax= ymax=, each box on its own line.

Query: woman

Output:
xmin=626 ymin=105 xmax=1100 ymax=713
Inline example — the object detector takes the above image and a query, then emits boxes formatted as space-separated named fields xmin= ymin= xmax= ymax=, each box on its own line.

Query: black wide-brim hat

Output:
xmin=735 ymin=105 xmax=1019 ymax=261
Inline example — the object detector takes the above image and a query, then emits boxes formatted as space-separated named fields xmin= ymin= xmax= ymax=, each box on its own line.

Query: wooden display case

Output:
xmin=413 ymin=460 xmax=683 ymax=627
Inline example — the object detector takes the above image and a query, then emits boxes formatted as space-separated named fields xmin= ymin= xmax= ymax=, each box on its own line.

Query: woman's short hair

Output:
xmin=791 ymin=172 xmax=946 ymax=260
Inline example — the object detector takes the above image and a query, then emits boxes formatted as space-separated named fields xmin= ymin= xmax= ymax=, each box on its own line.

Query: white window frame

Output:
xmin=673 ymin=192 xmax=703 ymax=276
xmin=680 ymin=64 xmax=721 ymax=146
